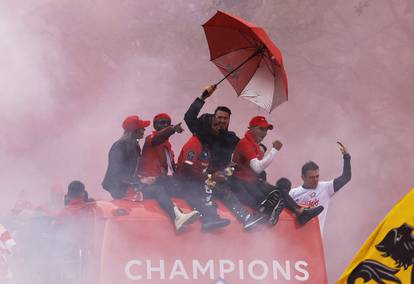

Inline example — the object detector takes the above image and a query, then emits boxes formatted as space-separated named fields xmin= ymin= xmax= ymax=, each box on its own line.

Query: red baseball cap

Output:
xmin=249 ymin=116 xmax=274 ymax=130
xmin=122 ymin=115 xmax=150 ymax=131
xmin=153 ymin=113 xmax=171 ymax=122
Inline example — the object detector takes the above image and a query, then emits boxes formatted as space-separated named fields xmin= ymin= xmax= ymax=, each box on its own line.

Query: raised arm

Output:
xmin=184 ymin=85 xmax=216 ymax=134
xmin=333 ymin=142 xmax=352 ymax=192
xmin=250 ymin=140 xmax=282 ymax=174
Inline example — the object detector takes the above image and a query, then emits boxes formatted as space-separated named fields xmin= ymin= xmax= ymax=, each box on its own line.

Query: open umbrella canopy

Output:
xmin=203 ymin=11 xmax=288 ymax=113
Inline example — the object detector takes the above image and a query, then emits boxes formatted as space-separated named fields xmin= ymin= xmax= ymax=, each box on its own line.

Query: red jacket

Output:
xmin=53 ymin=198 xmax=94 ymax=226
xmin=233 ymin=131 xmax=263 ymax=182
xmin=138 ymin=130 xmax=175 ymax=177
xmin=176 ymin=136 xmax=210 ymax=181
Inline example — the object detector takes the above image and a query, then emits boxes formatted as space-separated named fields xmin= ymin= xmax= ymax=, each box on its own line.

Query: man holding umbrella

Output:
xmin=178 ymin=112 xmax=264 ymax=230
xmin=184 ymin=84 xmax=239 ymax=173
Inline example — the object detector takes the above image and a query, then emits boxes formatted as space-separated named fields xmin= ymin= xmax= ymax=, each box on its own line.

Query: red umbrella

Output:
xmin=202 ymin=11 xmax=288 ymax=113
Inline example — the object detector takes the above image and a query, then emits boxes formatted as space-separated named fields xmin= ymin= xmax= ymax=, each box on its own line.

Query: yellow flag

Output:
xmin=337 ymin=188 xmax=414 ymax=284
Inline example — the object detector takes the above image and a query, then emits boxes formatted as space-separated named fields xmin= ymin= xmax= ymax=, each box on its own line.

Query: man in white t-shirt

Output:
xmin=289 ymin=142 xmax=351 ymax=232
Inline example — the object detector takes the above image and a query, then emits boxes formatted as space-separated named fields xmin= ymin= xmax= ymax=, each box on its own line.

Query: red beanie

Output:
xmin=153 ymin=113 xmax=171 ymax=122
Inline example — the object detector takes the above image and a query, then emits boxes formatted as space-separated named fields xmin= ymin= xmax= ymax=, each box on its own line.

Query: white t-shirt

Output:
xmin=289 ymin=180 xmax=335 ymax=232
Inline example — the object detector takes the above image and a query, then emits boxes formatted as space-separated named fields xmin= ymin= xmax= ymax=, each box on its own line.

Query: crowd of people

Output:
xmin=101 ymin=84 xmax=352 ymax=232
xmin=0 ymin=85 xmax=352 ymax=283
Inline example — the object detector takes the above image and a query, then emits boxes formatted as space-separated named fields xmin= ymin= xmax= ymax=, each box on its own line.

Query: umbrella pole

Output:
xmin=215 ymin=47 xmax=264 ymax=87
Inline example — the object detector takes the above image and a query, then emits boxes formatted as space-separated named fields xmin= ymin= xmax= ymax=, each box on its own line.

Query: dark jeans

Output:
xmin=213 ymin=182 xmax=250 ymax=213
xmin=108 ymin=177 xmax=181 ymax=222
xmin=229 ymin=177 xmax=300 ymax=213
xmin=107 ymin=185 xmax=128 ymax=200
xmin=179 ymin=179 xmax=222 ymax=222
xmin=141 ymin=183 xmax=177 ymax=221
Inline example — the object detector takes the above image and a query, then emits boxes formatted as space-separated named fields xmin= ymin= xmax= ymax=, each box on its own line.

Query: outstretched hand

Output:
xmin=173 ymin=122 xmax=184 ymax=133
xmin=337 ymin=141 xmax=349 ymax=155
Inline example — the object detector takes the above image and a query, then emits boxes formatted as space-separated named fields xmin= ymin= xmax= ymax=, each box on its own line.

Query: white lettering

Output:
xmin=124 ymin=258 xmax=313 ymax=281
xmin=238 ymin=260 xmax=244 ymax=280
xmin=192 ymin=259 xmax=214 ymax=279
xmin=248 ymin=259 xmax=269 ymax=280
xmin=273 ymin=260 xmax=291 ymax=280
xmin=219 ymin=259 xmax=235 ymax=279
xmin=146 ymin=260 xmax=165 ymax=280
xmin=125 ymin=259 xmax=143 ymax=280
xmin=169 ymin=259 xmax=189 ymax=280
xmin=295 ymin=260 xmax=310 ymax=281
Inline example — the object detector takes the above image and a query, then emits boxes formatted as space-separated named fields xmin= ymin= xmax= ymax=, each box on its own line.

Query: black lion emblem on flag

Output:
xmin=347 ymin=223 xmax=414 ymax=284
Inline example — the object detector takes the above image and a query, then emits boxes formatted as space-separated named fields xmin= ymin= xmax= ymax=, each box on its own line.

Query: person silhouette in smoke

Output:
xmin=56 ymin=180 xmax=93 ymax=225
xmin=63 ymin=181 xmax=95 ymax=206
xmin=102 ymin=115 xmax=198 ymax=232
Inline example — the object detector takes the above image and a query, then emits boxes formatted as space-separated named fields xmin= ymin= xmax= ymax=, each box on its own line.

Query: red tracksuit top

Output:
xmin=232 ymin=131 xmax=264 ymax=182
xmin=138 ymin=131 xmax=175 ymax=177
xmin=176 ymin=135 xmax=210 ymax=181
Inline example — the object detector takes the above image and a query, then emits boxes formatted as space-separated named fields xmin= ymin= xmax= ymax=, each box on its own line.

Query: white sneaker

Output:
xmin=174 ymin=206 xmax=200 ymax=232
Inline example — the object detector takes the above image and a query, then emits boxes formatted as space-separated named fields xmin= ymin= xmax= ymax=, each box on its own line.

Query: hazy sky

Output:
xmin=0 ymin=0 xmax=413 ymax=281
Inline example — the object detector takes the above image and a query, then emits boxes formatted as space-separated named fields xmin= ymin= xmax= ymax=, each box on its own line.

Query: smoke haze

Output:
xmin=0 ymin=0 xmax=413 ymax=282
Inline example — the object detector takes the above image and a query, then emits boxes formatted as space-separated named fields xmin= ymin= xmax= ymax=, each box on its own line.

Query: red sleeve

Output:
xmin=176 ymin=137 xmax=203 ymax=178
xmin=145 ymin=134 xmax=154 ymax=146
xmin=237 ymin=140 xmax=258 ymax=161
xmin=179 ymin=139 xmax=201 ymax=165
xmin=150 ymin=127 xmax=175 ymax=145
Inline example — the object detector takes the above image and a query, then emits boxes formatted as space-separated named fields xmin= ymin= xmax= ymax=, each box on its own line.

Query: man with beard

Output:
xmin=102 ymin=115 xmax=198 ymax=232
xmin=181 ymin=100 xmax=265 ymax=230
xmin=176 ymin=114 xmax=231 ymax=231
xmin=184 ymin=85 xmax=239 ymax=172
xmin=231 ymin=116 xmax=324 ymax=225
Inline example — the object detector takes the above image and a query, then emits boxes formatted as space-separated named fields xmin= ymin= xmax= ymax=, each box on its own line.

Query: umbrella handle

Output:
xmin=215 ymin=46 xmax=265 ymax=86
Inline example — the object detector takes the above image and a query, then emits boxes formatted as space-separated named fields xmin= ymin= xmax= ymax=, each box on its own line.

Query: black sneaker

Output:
xmin=243 ymin=213 xmax=266 ymax=230
xmin=202 ymin=217 xmax=230 ymax=231
xmin=258 ymin=189 xmax=281 ymax=214
xmin=297 ymin=206 xmax=324 ymax=225
xmin=268 ymin=200 xmax=284 ymax=226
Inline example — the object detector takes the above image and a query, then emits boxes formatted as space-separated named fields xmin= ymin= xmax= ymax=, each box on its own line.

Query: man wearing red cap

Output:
xmin=102 ymin=115 xmax=199 ymax=232
xmin=102 ymin=115 xmax=150 ymax=199
xmin=137 ymin=113 xmax=200 ymax=231
xmin=138 ymin=113 xmax=183 ymax=178
xmin=231 ymin=116 xmax=324 ymax=225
